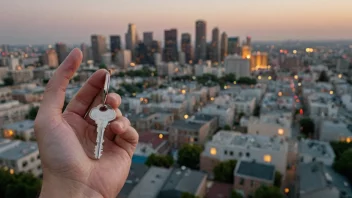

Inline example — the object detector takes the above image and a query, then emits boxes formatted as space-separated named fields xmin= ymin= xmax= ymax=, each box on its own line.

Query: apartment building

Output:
xmin=2 ymin=120 xmax=35 ymax=141
xmin=0 ymin=100 xmax=31 ymax=125
xmin=298 ymin=139 xmax=336 ymax=166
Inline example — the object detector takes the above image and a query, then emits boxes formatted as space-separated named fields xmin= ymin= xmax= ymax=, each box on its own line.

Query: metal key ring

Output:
xmin=102 ymin=70 xmax=111 ymax=106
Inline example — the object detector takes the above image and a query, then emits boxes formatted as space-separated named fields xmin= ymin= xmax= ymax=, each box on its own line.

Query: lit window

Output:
xmin=278 ymin=129 xmax=284 ymax=135
xmin=347 ymin=138 xmax=351 ymax=143
xmin=159 ymin=134 xmax=163 ymax=139
xmin=9 ymin=169 xmax=14 ymax=175
xmin=264 ymin=155 xmax=272 ymax=163
xmin=210 ymin=148 xmax=217 ymax=155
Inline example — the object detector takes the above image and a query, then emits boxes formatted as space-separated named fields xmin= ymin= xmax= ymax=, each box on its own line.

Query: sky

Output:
xmin=1 ymin=0 xmax=352 ymax=45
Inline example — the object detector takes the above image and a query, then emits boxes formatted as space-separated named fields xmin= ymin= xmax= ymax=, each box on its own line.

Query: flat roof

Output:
xmin=171 ymin=120 xmax=204 ymax=131
xmin=2 ymin=120 xmax=34 ymax=131
xmin=0 ymin=139 xmax=38 ymax=160
xmin=193 ymin=114 xmax=217 ymax=122
xmin=299 ymin=139 xmax=335 ymax=159
xmin=119 ymin=163 xmax=149 ymax=198
xmin=235 ymin=160 xmax=275 ymax=182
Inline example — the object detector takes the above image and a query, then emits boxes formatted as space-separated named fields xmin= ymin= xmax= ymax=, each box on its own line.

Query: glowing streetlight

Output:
xmin=258 ymin=76 xmax=262 ymax=80
xmin=159 ymin=134 xmax=163 ymax=139
xmin=298 ymin=82 xmax=302 ymax=87
xmin=294 ymin=75 xmax=298 ymax=80
xmin=184 ymin=114 xmax=189 ymax=119
xmin=233 ymin=81 xmax=237 ymax=85
xmin=278 ymin=92 xmax=283 ymax=97
xmin=338 ymin=74 xmax=342 ymax=79
xmin=293 ymin=50 xmax=297 ymax=54
xmin=268 ymin=76 xmax=272 ymax=80
xmin=330 ymin=90 xmax=334 ymax=95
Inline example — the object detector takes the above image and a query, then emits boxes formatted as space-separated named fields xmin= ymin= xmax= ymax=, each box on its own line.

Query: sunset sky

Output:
xmin=2 ymin=0 xmax=352 ymax=45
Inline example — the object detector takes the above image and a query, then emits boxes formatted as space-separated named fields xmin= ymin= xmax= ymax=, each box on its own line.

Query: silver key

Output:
xmin=89 ymin=104 xmax=116 ymax=159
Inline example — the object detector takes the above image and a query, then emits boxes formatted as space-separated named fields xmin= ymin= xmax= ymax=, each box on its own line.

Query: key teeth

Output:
xmin=94 ymin=146 xmax=103 ymax=159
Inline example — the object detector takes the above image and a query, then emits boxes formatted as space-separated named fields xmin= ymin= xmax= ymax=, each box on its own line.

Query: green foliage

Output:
xmin=0 ymin=170 xmax=41 ymax=198
xmin=333 ymin=150 xmax=352 ymax=183
xmin=331 ymin=141 xmax=352 ymax=160
xmin=221 ymin=74 xmax=236 ymax=83
xmin=73 ymin=75 xmax=80 ymax=82
xmin=213 ymin=160 xmax=237 ymax=183
xmin=145 ymin=154 xmax=174 ymax=168
xmin=197 ymin=74 xmax=219 ymax=86
xmin=178 ymin=144 xmax=203 ymax=170
xmin=116 ymin=89 xmax=126 ymax=97
xmin=254 ymin=186 xmax=283 ymax=198
xmin=253 ymin=105 xmax=261 ymax=117
xmin=274 ymin=171 xmax=282 ymax=188
xmin=238 ymin=112 xmax=245 ymax=120
xmin=124 ymin=67 xmax=154 ymax=77
xmin=223 ymin=125 xmax=231 ymax=130
xmin=42 ymin=79 xmax=49 ymax=84
xmin=27 ymin=106 xmax=39 ymax=120
xmin=231 ymin=191 xmax=243 ymax=198
xmin=317 ymin=70 xmax=329 ymax=82
xmin=299 ymin=118 xmax=315 ymax=136
xmin=172 ymin=75 xmax=193 ymax=81
xmin=3 ymin=77 xmax=14 ymax=86
xmin=181 ymin=192 xmax=199 ymax=198
xmin=237 ymin=77 xmax=257 ymax=85
xmin=99 ymin=63 xmax=107 ymax=69
xmin=117 ymin=72 xmax=125 ymax=77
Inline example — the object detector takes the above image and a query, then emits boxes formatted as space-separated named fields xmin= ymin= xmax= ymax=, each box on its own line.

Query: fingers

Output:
xmin=111 ymin=119 xmax=138 ymax=158
xmin=40 ymin=48 xmax=82 ymax=117
xmin=65 ymin=69 xmax=115 ymax=117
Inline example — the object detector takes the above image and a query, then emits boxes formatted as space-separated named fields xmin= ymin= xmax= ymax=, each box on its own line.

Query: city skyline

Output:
xmin=2 ymin=0 xmax=352 ymax=45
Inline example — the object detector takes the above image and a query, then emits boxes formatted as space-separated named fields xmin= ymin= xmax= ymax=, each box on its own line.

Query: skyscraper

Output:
xmin=118 ymin=50 xmax=132 ymax=69
xmin=143 ymin=32 xmax=153 ymax=47
xmin=163 ymin=29 xmax=178 ymax=62
xmin=220 ymin=32 xmax=228 ymax=62
xmin=91 ymin=35 xmax=106 ymax=64
xmin=45 ymin=49 xmax=59 ymax=67
xmin=80 ymin=43 xmax=90 ymax=63
xmin=242 ymin=45 xmax=252 ymax=59
xmin=211 ymin=27 xmax=220 ymax=63
xmin=250 ymin=52 xmax=268 ymax=71
xmin=181 ymin=33 xmax=193 ymax=64
xmin=228 ymin=37 xmax=240 ymax=55
xmin=125 ymin=24 xmax=137 ymax=59
xmin=151 ymin=40 xmax=162 ymax=54
xmin=55 ymin=43 xmax=68 ymax=64
xmin=195 ymin=20 xmax=207 ymax=63
xmin=110 ymin=35 xmax=121 ymax=62
xmin=246 ymin=36 xmax=251 ymax=46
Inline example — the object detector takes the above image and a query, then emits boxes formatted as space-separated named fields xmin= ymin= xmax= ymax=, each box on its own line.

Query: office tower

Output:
xmin=220 ymin=32 xmax=228 ymax=62
xmin=211 ymin=27 xmax=220 ymax=63
xmin=55 ymin=43 xmax=68 ymax=64
xmin=224 ymin=55 xmax=250 ymax=77
xmin=91 ymin=35 xmax=106 ymax=64
xmin=179 ymin=51 xmax=186 ymax=65
xmin=154 ymin=53 xmax=162 ymax=66
xmin=125 ymin=24 xmax=137 ymax=52
xmin=246 ymin=36 xmax=251 ymax=46
xmin=242 ymin=45 xmax=252 ymax=59
xmin=45 ymin=49 xmax=59 ymax=67
xmin=80 ymin=43 xmax=89 ymax=63
xmin=143 ymin=32 xmax=153 ymax=47
xmin=136 ymin=42 xmax=152 ymax=64
xmin=102 ymin=53 xmax=112 ymax=66
xmin=250 ymin=52 xmax=268 ymax=71
xmin=206 ymin=42 xmax=212 ymax=61
xmin=195 ymin=20 xmax=207 ymax=63
xmin=163 ymin=29 xmax=178 ymax=62
xmin=110 ymin=35 xmax=121 ymax=62
xmin=228 ymin=37 xmax=240 ymax=55
xmin=118 ymin=50 xmax=132 ymax=69
xmin=151 ymin=40 xmax=162 ymax=54
xmin=181 ymin=33 xmax=193 ymax=64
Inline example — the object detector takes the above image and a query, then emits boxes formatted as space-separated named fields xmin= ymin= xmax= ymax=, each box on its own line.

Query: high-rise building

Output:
xmin=80 ymin=43 xmax=90 ymax=63
xmin=250 ymin=52 xmax=268 ymax=71
xmin=45 ymin=49 xmax=59 ymax=67
xmin=143 ymin=32 xmax=153 ymax=47
xmin=246 ymin=36 xmax=252 ymax=46
xmin=110 ymin=35 xmax=121 ymax=62
xmin=118 ymin=50 xmax=132 ymax=69
xmin=55 ymin=43 xmax=68 ymax=64
xmin=228 ymin=37 xmax=240 ymax=55
xmin=1 ymin=45 xmax=10 ymax=55
xmin=211 ymin=27 xmax=220 ymax=63
xmin=136 ymin=42 xmax=152 ymax=64
xmin=195 ymin=20 xmax=207 ymax=63
xmin=220 ymin=32 xmax=228 ymax=62
xmin=91 ymin=35 xmax=106 ymax=64
xmin=181 ymin=33 xmax=193 ymax=64
xmin=163 ymin=29 xmax=178 ymax=62
xmin=179 ymin=51 xmax=186 ymax=65
xmin=242 ymin=45 xmax=252 ymax=59
xmin=151 ymin=40 xmax=162 ymax=54
xmin=125 ymin=24 xmax=137 ymax=52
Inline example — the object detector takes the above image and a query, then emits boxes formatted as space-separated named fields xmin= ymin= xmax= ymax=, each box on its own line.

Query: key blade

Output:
xmin=94 ymin=120 xmax=108 ymax=159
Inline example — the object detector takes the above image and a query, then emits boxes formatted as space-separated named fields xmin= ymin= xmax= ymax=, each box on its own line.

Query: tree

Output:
xmin=178 ymin=144 xmax=202 ymax=170
xmin=330 ymin=141 xmax=352 ymax=160
xmin=145 ymin=154 xmax=174 ymax=168
xmin=299 ymin=118 xmax=315 ymax=137
xmin=253 ymin=105 xmax=261 ymax=117
xmin=181 ymin=192 xmax=199 ymax=198
xmin=3 ymin=77 xmax=14 ymax=86
xmin=333 ymin=150 xmax=352 ymax=183
xmin=231 ymin=191 xmax=243 ymax=198
xmin=254 ymin=186 xmax=283 ymax=198
xmin=274 ymin=171 xmax=282 ymax=188
xmin=223 ymin=125 xmax=231 ymax=130
xmin=99 ymin=63 xmax=107 ymax=69
xmin=27 ymin=106 xmax=39 ymax=120
xmin=237 ymin=77 xmax=257 ymax=85
xmin=213 ymin=160 xmax=237 ymax=183
xmin=317 ymin=70 xmax=329 ymax=82
xmin=221 ymin=74 xmax=236 ymax=83
xmin=238 ymin=112 xmax=245 ymax=121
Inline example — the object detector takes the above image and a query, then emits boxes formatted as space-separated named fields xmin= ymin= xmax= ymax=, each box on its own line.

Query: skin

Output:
xmin=35 ymin=48 xmax=138 ymax=198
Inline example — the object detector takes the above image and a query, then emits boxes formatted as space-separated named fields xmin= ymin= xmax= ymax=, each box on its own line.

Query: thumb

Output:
xmin=39 ymin=48 xmax=82 ymax=118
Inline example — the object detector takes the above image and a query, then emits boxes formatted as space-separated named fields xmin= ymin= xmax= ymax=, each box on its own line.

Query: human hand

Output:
xmin=35 ymin=49 xmax=138 ymax=198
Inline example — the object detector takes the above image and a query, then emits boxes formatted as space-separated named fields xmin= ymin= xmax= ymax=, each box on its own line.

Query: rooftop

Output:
xmin=0 ymin=139 xmax=38 ymax=160
xmin=321 ymin=120 xmax=352 ymax=137
xmin=235 ymin=160 xmax=275 ymax=182
xmin=171 ymin=120 xmax=205 ymax=131
xmin=119 ymin=163 xmax=149 ymax=198
xmin=205 ymin=182 xmax=233 ymax=198
xmin=2 ymin=120 xmax=34 ymax=131
xmin=193 ymin=114 xmax=217 ymax=122
xmin=299 ymin=139 xmax=336 ymax=159
xmin=12 ymin=87 xmax=45 ymax=95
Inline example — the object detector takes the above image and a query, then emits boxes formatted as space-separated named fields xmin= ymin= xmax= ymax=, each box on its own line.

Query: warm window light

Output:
xmin=181 ymin=90 xmax=186 ymax=94
xmin=159 ymin=134 xmax=163 ymax=139
xmin=294 ymin=75 xmax=298 ymax=80
xmin=338 ymin=74 xmax=342 ymax=79
xmin=298 ymin=82 xmax=302 ymax=87
xmin=268 ymin=76 xmax=272 ymax=80
xmin=330 ymin=90 xmax=334 ymax=95
xmin=130 ymin=62 xmax=135 ymax=67
xmin=210 ymin=97 xmax=215 ymax=101
xmin=278 ymin=129 xmax=284 ymax=135
xmin=233 ymin=81 xmax=237 ymax=85
xmin=284 ymin=188 xmax=290 ymax=194
xmin=140 ymin=97 xmax=144 ymax=102
xmin=224 ymin=85 xmax=228 ymax=90
xmin=347 ymin=138 xmax=351 ymax=143
xmin=258 ymin=76 xmax=262 ymax=80
xmin=264 ymin=155 xmax=272 ymax=163
xmin=210 ymin=148 xmax=217 ymax=155
xmin=246 ymin=55 xmax=251 ymax=59
xmin=9 ymin=169 xmax=14 ymax=175
xmin=4 ymin=129 xmax=14 ymax=138
xmin=278 ymin=92 xmax=283 ymax=97
xmin=293 ymin=50 xmax=297 ymax=54
xmin=132 ymin=93 xmax=136 ymax=96
xmin=184 ymin=114 xmax=189 ymax=119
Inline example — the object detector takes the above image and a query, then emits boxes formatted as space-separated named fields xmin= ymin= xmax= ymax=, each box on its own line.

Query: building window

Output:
xmin=256 ymin=131 xmax=259 ymax=134
xmin=240 ymin=178 xmax=245 ymax=185
xmin=278 ymin=129 xmax=284 ymax=135
xmin=312 ymin=157 xmax=316 ymax=162
xmin=37 ymin=165 xmax=41 ymax=170
xmin=264 ymin=155 xmax=272 ymax=163
xmin=22 ymin=161 xmax=28 ymax=168
xmin=37 ymin=155 xmax=40 ymax=159
xmin=230 ymin=151 xmax=234 ymax=156
xmin=224 ymin=150 xmax=228 ymax=155
xmin=239 ymin=152 xmax=243 ymax=157
xmin=246 ymin=152 xmax=250 ymax=157
xmin=210 ymin=148 xmax=217 ymax=155
xmin=30 ymin=157 xmax=35 ymax=162
xmin=194 ymin=137 xmax=198 ymax=142
xmin=251 ymin=180 xmax=254 ymax=187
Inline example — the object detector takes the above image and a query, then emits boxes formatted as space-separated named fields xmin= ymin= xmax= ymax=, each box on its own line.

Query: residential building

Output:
xmin=143 ymin=102 xmax=186 ymax=120
xmin=154 ymin=53 xmax=162 ymax=66
xmin=163 ymin=29 xmax=178 ymax=62
xmin=200 ymin=131 xmax=288 ymax=175
xmin=118 ymin=50 xmax=132 ymax=69
xmin=234 ymin=160 xmax=275 ymax=197
xmin=227 ymin=37 xmax=240 ymax=55
xmin=178 ymin=51 xmax=185 ymax=65
xmin=211 ymin=27 xmax=220 ymax=63
xmin=8 ymin=56 xmax=21 ymax=71
xmin=118 ymin=163 xmax=149 ymax=198
xmin=181 ymin=33 xmax=193 ymax=64
xmin=0 ymin=87 xmax=12 ymax=101
xmin=307 ymin=94 xmax=338 ymax=118
xmin=298 ymin=139 xmax=336 ymax=166
xmin=0 ymin=139 xmax=42 ymax=177
xmin=12 ymin=87 xmax=45 ymax=103
xmin=190 ymin=113 xmax=219 ymax=135
xmin=134 ymin=132 xmax=170 ymax=160
xmin=298 ymin=162 xmax=352 ymax=198
xmin=168 ymin=120 xmax=209 ymax=148
xmin=337 ymin=58 xmax=350 ymax=74
xmin=220 ymin=32 xmax=228 ymax=62
xmin=247 ymin=114 xmax=292 ymax=138
xmin=8 ymin=69 xmax=34 ymax=84
xmin=200 ymin=104 xmax=234 ymax=127
xmin=2 ymin=120 xmax=34 ymax=141
xmin=319 ymin=120 xmax=352 ymax=142
xmin=0 ymin=100 xmax=31 ymax=125
xmin=55 ymin=42 xmax=68 ymax=64
xmin=233 ymin=96 xmax=256 ymax=116
xmin=250 ymin=52 xmax=268 ymax=71
xmin=205 ymin=182 xmax=233 ymax=198
xmin=101 ymin=52 xmax=112 ymax=66
xmin=91 ymin=34 xmax=106 ymax=64
xmin=195 ymin=20 xmax=207 ymax=63
xmin=224 ymin=55 xmax=250 ymax=77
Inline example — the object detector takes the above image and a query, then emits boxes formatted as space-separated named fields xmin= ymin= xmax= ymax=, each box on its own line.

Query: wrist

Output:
xmin=40 ymin=172 xmax=103 ymax=198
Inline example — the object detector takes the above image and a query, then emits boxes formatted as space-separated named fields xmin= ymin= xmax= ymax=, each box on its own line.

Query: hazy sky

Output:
xmin=1 ymin=0 xmax=352 ymax=45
